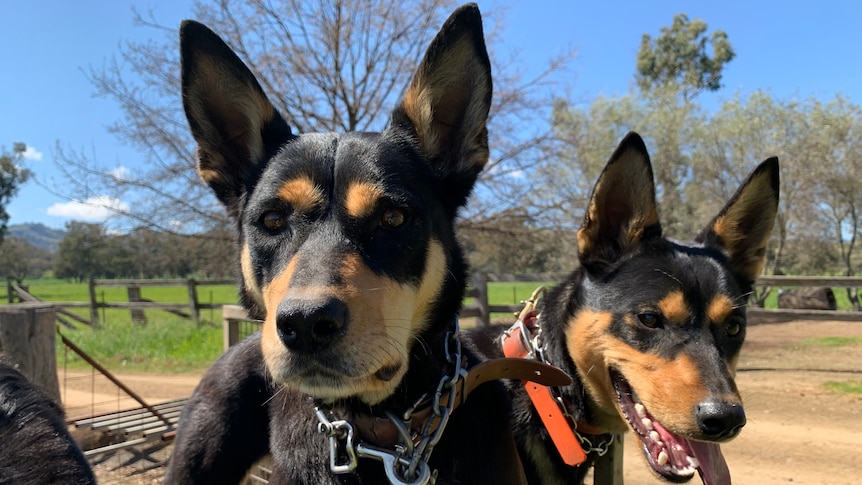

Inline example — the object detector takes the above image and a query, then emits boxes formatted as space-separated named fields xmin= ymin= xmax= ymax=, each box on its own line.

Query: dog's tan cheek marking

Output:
xmin=619 ymin=351 xmax=710 ymax=434
xmin=338 ymin=240 xmax=445 ymax=342
xmin=566 ymin=310 xmax=618 ymax=420
xmin=260 ymin=258 xmax=298 ymax=376
xmin=707 ymin=294 xmax=734 ymax=324
xmin=412 ymin=241 xmax=446 ymax=326
xmin=333 ymin=243 xmax=445 ymax=404
xmin=727 ymin=354 xmax=740 ymax=378
xmin=572 ymin=310 xmax=718 ymax=434
xmin=344 ymin=182 xmax=383 ymax=219
xmin=241 ymin=243 xmax=264 ymax=309
xmin=278 ymin=176 xmax=324 ymax=214
xmin=658 ymin=290 xmax=689 ymax=325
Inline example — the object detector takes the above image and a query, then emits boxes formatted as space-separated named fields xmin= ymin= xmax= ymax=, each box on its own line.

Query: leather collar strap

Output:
xmin=352 ymin=357 xmax=571 ymax=448
xmin=501 ymin=288 xmax=599 ymax=466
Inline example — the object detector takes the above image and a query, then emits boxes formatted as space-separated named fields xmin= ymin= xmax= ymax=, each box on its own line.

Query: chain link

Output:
xmin=512 ymin=298 xmax=616 ymax=458
xmin=314 ymin=317 xmax=463 ymax=485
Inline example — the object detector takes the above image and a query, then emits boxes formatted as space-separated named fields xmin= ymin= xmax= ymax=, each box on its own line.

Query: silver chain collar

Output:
xmin=314 ymin=317 xmax=464 ymax=485
xmin=520 ymin=312 xmax=615 ymax=457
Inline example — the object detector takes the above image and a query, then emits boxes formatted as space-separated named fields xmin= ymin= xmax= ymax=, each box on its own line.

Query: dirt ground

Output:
xmin=63 ymin=319 xmax=862 ymax=484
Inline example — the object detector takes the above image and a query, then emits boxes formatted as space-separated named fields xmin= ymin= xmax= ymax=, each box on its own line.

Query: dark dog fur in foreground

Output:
xmin=0 ymin=356 xmax=96 ymax=485
xmin=471 ymin=132 xmax=779 ymax=485
xmin=165 ymin=4 xmax=532 ymax=484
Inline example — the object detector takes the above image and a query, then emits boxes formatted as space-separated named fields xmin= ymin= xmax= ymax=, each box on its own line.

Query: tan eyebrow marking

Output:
xmin=277 ymin=176 xmax=324 ymax=213
xmin=658 ymin=290 xmax=690 ymax=324
xmin=345 ymin=181 xmax=383 ymax=218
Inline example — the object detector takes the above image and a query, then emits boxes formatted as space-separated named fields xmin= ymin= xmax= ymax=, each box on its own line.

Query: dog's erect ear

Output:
xmin=697 ymin=158 xmax=780 ymax=286
xmin=180 ymin=20 xmax=295 ymax=211
xmin=577 ymin=132 xmax=661 ymax=272
xmin=391 ymin=3 xmax=492 ymax=202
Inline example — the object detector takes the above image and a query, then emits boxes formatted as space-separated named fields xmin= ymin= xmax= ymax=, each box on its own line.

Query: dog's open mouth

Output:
xmin=610 ymin=369 xmax=731 ymax=485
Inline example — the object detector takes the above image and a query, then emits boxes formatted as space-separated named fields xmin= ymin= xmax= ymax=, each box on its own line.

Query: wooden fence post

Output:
xmin=222 ymin=305 xmax=247 ymax=351
xmin=88 ymin=278 xmax=100 ymax=328
xmin=592 ymin=434 xmax=624 ymax=484
xmin=187 ymin=278 xmax=201 ymax=326
xmin=471 ymin=272 xmax=490 ymax=327
xmin=127 ymin=285 xmax=148 ymax=324
xmin=0 ymin=302 xmax=61 ymax=403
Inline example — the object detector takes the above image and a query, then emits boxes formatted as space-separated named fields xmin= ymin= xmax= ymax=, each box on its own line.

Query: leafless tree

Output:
xmin=53 ymin=0 xmax=576 ymax=242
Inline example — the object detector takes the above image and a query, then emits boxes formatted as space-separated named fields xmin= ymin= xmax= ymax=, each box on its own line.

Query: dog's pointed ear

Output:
xmin=390 ymin=3 xmax=492 ymax=205
xmin=577 ymin=132 xmax=661 ymax=272
xmin=180 ymin=20 xmax=295 ymax=211
xmin=697 ymin=157 xmax=780 ymax=286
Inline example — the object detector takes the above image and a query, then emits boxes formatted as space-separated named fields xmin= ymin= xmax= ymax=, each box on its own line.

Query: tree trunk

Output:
xmin=0 ymin=302 xmax=61 ymax=403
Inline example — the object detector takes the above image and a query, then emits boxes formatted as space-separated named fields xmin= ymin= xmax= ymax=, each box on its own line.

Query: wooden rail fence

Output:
xmin=463 ymin=273 xmax=862 ymax=327
xmin=88 ymin=278 xmax=234 ymax=326
xmin=6 ymin=277 xmax=235 ymax=327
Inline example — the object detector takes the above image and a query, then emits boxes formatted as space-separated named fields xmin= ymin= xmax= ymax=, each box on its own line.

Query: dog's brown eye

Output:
xmin=725 ymin=321 xmax=741 ymax=336
xmin=261 ymin=211 xmax=287 ymax=233
xmin=380 ymin=207 xmax=407 ymax=229
xmin=637 ymin=312 xmax=661 ymax=328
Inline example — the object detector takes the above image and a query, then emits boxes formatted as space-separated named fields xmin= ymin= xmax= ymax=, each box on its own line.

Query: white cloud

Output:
xmin=111 ymin=166 xmax=130 ymax=181
xmin=47 ymin=196 xmax=129 ymax=222
xmin=508 ymin=169 xmax=526 ymax=179
xmin=21 ymin=145 xmax=43 ymax=161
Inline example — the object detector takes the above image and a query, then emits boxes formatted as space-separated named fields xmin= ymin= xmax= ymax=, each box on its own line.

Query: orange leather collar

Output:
xmin=501 ymin=288 xmax=605 ymax=466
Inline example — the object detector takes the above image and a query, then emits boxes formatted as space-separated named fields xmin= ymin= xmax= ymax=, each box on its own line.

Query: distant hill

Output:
xmin=7 ymin=223 xmax=64 ymax=252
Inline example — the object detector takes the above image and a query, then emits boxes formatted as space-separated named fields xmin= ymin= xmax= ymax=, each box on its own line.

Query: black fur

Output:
xmin=166 ymin=4 xmax=527 ymax=484
xmin=472 ymin=132 xmax=780 ymax=484
xmin=0 ymin=356 xmax=96 ymax=485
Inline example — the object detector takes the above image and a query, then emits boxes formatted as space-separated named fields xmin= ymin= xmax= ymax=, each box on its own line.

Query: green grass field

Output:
xmin=823 ymin=380 xmax=862 ymax=395
xmin=3 ymin=279 xmax=241 ymax=373
xmin=790 ymin=335 xmax=862 ymax=397
xmin=3 ymin=278 xmax=861 ymax=374
xmin=798 ymin=335 xmax=862 ymax=348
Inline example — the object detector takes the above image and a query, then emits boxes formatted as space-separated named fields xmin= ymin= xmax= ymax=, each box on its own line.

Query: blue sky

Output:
xmin=3 ymin=1 xmax=861 ymax=230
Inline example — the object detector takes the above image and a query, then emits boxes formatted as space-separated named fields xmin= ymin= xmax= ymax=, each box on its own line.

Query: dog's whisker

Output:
xmin=653 ymin=268 xmax=683 ymax=287
xmin=262 ymin=385 xmax=287 ymax=407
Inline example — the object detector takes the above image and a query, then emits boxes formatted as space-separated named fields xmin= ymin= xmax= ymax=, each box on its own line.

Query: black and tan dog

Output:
xmin=473 ymin=132 xmax=779 ymax=485
xmin=164 ymin=4 xmax=570 ymax=484
xmin=0 ymin=356 xmax=96 ymax=485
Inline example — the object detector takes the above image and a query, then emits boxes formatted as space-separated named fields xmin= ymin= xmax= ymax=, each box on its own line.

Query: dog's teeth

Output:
xmin=657 ymin=450 xmax=669 ymax=466
xmin=641 ymin=418 xmax=653 ymax=430
xmin=634 ymin=403 xmax=646 ymax=417
xmin=687 ymin=456 xmax=700 ymax=468
xmin=649 ymin=431 xmax=661 ymax=442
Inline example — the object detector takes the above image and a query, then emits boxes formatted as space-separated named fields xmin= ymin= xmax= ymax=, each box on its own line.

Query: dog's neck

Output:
xmin=375 ymin=315 xmax=459 ymax=413
xmin=538 ymin=283 xmax=605 ymax=433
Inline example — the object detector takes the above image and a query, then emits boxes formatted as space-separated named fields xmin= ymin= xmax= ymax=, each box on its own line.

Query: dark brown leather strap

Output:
xmin=351 ymin=358 xmax=571 ymax=447
xmin=451 ymin=357 xmax=572 ymax=407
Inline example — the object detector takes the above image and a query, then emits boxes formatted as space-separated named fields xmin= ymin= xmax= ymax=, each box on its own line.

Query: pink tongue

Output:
xmin=688 ymin=440 xmax=731 ymax=485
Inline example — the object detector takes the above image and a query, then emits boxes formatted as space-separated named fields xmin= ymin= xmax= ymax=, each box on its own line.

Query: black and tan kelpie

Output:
xmin=0 ymin=355 xmax=96 ymax=484
xmin=165 ymin=4 xmax=568 ymax=484
xmin=472 ymin=132 xmax=779 ymax=485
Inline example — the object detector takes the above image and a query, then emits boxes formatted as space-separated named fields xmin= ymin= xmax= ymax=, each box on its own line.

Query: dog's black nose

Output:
xmin=275 ymin=298 xmax=348 ymax=352
xmin=695 ymin=398 xmax=746 ymax=440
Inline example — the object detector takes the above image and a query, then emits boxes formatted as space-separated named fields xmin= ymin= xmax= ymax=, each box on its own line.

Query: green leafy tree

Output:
xmin=632 ymin=13 xmax=732 ymax=234
xmin=0 ymin=143 xmax=32 ymax=244
xmin=636 ymin=13 xmax=735 ymax=100
xmin=0 ymin=237 xmax=54 ymax=282
xmin=55 ymin=222 xmax=108 ymax=282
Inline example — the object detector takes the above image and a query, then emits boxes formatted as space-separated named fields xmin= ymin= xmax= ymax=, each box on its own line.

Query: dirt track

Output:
xmin=64 ymin=319 xmax=862 ymax=484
